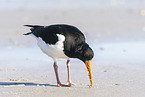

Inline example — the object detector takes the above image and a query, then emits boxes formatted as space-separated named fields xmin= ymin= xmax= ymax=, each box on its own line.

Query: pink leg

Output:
xmin=66 ymin=60 xmax=75 ymax=85
xmin=53 ymin=62 xmax=62 ymax=87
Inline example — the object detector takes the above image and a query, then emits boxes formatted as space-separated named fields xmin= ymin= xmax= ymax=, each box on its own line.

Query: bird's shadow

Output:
xmin=0 ymin=82 xmax=71 ymax=87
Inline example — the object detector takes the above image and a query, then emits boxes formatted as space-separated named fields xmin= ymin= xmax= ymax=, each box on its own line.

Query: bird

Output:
xmin=24 ymin=24 xmax=94 ymax=87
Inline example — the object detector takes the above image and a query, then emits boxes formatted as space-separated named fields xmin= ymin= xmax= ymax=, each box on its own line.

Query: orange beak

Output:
xmin=85 ymin=61 xmax=93 ymax=86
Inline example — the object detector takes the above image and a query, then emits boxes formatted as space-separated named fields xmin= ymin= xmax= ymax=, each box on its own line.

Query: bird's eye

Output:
xmin=84 ymin=53 xmax=88 ymax=57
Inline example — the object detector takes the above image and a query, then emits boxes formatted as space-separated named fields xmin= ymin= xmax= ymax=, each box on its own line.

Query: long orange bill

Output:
xmin=85 ymin=61 xmax=93 ymax=86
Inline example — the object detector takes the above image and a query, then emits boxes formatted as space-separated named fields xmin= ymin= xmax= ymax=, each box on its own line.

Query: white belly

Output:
xmin=36 ymin=34 xmax=69 ymax=61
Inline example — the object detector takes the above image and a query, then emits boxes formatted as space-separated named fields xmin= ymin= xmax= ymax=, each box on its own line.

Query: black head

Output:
xmin=75 ymin=43 xmax=94 ymax=62
xmin=74 ymin=43 xmax=94 ymax=86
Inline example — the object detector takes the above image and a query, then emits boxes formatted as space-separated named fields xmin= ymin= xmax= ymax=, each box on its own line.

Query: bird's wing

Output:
xmin=25 ymin=25 xmax=59 ymax=45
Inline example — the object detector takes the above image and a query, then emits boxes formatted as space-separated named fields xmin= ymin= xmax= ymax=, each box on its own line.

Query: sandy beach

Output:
xmin=1 ymin=0 xmax=145 ymax=97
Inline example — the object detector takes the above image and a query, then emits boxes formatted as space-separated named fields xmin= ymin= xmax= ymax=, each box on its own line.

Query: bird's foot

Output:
xmin=66 ymin=81 xmax=76 ymax=86
xmin=57 ymin=83 xmax=63 ymax=87
xmin=57 ymin=83 xmax=71 ymax=87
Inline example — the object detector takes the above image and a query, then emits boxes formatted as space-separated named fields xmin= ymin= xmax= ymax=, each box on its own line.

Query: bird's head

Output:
xmin=75 ymin=43 xmax=94 ymax=62
xmin=75 ymin=43 xmax=94 ymax=86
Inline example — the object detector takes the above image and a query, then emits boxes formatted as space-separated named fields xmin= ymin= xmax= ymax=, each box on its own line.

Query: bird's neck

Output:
xmin=64 ymin=42 xmax=86 ymax=58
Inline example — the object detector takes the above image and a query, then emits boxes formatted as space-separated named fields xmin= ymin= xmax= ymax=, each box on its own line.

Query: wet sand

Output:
xmin=1 ymin=42 xmax=145 ymax=97
xmin=1 ymin=2 xmax=145 ymax=97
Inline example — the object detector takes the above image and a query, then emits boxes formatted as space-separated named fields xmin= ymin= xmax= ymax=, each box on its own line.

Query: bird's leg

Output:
xmin=66 ymin=59 xmax=75 ymax=85
xmin=53 ymin=62 xmax=62 ymax=87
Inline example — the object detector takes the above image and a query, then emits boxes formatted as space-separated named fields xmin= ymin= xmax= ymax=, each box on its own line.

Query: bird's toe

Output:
xmin=66 ymin=81 xmax=76 ymax=86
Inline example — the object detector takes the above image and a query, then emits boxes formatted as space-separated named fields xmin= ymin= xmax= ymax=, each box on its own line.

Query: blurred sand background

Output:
xmin=0 ymin=0 xmax=145 ymax=97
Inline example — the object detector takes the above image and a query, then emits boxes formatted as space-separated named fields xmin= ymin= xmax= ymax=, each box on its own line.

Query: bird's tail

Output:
xmin=23 ymin=32 xmax=32 ymax=35
xmin=24 ymin=25 xmax=41 ymax=31
xmin=24 ymin=25 xmax=41 ymax=28
xmin=24 ymin=25 xmax=41 ymax=35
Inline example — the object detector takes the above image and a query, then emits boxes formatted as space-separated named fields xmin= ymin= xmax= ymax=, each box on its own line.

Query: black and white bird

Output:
xmin=24 ymin=24 xmax=94 ymax=87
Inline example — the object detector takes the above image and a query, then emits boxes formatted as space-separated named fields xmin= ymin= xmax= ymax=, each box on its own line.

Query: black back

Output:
xmin=24 ymin=24 xmax=86 ymax=58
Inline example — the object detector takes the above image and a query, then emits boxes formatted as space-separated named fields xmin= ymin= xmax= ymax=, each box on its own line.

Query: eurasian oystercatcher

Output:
xmin=24 ymin=24 xmax=94 ymax=87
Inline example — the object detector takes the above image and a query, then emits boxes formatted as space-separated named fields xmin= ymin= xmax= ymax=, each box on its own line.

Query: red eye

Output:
xmin=84 ymin=53 xmax=87 ymax=57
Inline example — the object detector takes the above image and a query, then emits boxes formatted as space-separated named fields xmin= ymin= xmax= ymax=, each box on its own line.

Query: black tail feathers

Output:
xmin=24 ymin=24 xmax=42 ymax=31
xmin=24 ymin=25 xmax=41 ymax=28
xmin=23 ymin=32 xmax=32 ymax=35
xmin=24 ymin=24 xmax=42 ymax=35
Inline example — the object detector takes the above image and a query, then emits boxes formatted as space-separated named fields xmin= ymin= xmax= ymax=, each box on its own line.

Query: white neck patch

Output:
xmin=55 ymin=34 xmax=65 ymax=50
xmin=56 ymin=34 xmax=65 ymax=42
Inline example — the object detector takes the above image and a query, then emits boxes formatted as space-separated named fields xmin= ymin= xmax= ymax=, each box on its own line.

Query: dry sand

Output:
xmin=1 ymin=1 xmax=145 ymax=97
